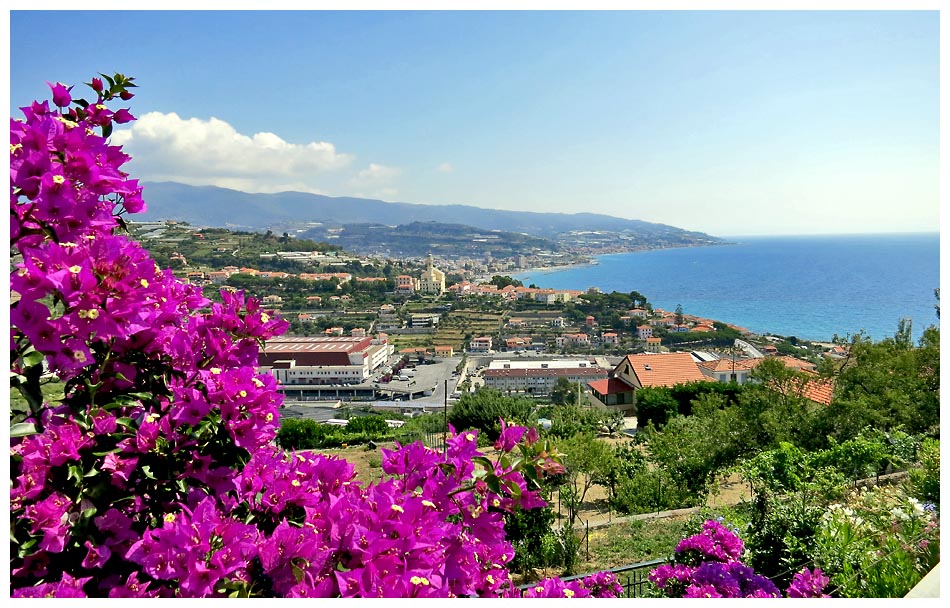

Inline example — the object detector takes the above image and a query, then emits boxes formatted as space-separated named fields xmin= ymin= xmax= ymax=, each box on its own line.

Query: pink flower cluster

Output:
xmin=650 ymin=520 xmax=828 ymax=598
xmin=10 ymin=74 xmax=612 ymax=597
xmin=515 ymin=571 xmax=623 ymax=598
xmin=10 ymin=75 xmax=612 ymax=598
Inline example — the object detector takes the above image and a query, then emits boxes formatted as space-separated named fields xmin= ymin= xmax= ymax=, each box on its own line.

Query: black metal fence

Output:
xmin=519 ymin=559 xmax=671 ymax=598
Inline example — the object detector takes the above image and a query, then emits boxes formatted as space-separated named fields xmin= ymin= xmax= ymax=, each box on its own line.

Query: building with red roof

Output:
xmin=588 ymin=352 xmax=708 ymax=413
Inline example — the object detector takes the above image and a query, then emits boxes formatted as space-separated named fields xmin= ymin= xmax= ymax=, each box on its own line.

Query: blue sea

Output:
xmin=512 ymin=233 xmax=940 ymax=343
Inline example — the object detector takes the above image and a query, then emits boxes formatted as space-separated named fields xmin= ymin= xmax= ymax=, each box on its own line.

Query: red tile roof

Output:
xmin=623 ymin=353 xmax=707 ymax=387
xmin=772 ymin=355 xmax=817 ymax=372
xmin=800 ymin=371 xmax=834 ymax=405
xmin=588 ymin=377 xmax=636 ymax=395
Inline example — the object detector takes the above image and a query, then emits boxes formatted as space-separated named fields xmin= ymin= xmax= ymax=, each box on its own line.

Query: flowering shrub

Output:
xmin=649 ymin=519 xmax=829 ymax=598
xmin=811 ymin=485 xmax=939 ymax=597
xmin=9 ymin=75 xmax=607 ymax=598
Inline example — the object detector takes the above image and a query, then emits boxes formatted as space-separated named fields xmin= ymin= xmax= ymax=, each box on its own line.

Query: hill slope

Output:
xmin=136 ymin=182 xmax=722 ymax=248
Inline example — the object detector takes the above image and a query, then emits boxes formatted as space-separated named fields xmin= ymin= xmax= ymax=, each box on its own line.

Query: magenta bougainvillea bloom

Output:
xmin=651 ymin=520 xmax=828 ymax=598
xmin=47 ymin=81 xmax=72 ymax=107
xmin=786 ymin=568 xmax=831 ymax=598
xmin=10 ymin=75 xmax=609 ymax=598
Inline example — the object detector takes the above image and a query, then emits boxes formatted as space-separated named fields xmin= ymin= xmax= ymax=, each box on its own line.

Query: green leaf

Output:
xmin=484 ymin=474 xmax=502 ymax=495
xmin=102 ymin=122 xmax=113 ymax=139
xmin=473 ymin=456 xmax=494 ymax=471
xmin=141 ymin=465 xmax=155 ymax=479
xmin=10 ymin=422 xmax=39 ymax=438
xmin=23 ymin=348 xmax=46 ymax=368
xmin=17 ymin=538 xmax=38 ymax=558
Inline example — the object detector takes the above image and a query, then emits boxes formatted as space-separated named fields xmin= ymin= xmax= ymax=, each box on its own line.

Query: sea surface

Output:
xmin=512 ymin=233 xmax=940 ymax=343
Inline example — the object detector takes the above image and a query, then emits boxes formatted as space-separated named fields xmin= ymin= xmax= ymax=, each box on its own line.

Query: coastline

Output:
xmin=470 ymin=234 xmax=935 ymax=344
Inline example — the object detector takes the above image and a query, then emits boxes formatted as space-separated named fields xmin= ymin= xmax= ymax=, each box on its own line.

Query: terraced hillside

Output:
xmin=433 ymin=308 xmax=507 ymax=351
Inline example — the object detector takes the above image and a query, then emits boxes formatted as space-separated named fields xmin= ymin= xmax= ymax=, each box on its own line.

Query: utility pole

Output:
xmin=443 ymin=379 xmax=448 ymax=454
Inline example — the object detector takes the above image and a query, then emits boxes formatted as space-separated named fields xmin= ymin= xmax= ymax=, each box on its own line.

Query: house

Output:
xmin=324 ymin=327 xmax=344 ymax=336
xmin=588 ymin=352 xmax=708 ymax=414
xmin=692 ymin=323 xmax=716 ymax=333
xmin=698 ymin=357 xmax=761 ymax=384
xmin=637 ymin=325 xmax=653 ymax=340
xmin=645 ymin=336 xmax=663 ymax=353
xmin=469 ymin=336 xmax=493 ymax=352
xmin=434 ymin=345 xmax=455 ymax=358
xmin=798 ymin=371 xmax=835 ymax=405
xmin=551 ymin=317 xmax=566 ymax=328
xmin=585 ymin=315 xmax=596 ymax=327
xmin=603 ymin=332 xmax=619 ymax=345
xmin=698 ymin=355 xmax=833 ymax=405
xmin=395 ymin=275 xmax=416 ymax=295
xmin=261 ymin=295 xmax=283 ymax=306
xmin=409 ymin=314 xmax=441 ymax=328
xmin=505 ymin=336 xmax=532 ymax=351
xmin=207 ymin=270 xmax=231 ymax=284
xmin=556 ymin=333 xmax=590 ymax=349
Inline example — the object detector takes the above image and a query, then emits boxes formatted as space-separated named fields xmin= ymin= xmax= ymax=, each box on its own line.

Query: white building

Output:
xmin=481 ymin=359 xmax=608 ymax=396
xmin=259 ymin=337 xmax=393 ymax=385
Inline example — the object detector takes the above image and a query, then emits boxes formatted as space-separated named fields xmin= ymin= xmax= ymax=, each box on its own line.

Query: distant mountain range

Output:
xmin=135 ymin=181 xmax=724 ymax=255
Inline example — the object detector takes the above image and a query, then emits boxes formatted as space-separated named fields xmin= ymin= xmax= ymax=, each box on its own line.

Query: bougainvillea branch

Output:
xmin=10 ymin=75 xmax=619 ymax=598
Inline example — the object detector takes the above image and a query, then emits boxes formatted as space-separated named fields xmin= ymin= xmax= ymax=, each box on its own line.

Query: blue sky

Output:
xmin=9 ymin=9 xmax=940 ymax=237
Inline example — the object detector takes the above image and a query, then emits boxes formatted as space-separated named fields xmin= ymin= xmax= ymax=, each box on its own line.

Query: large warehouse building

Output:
xmin=258 ymin=336 xmax=393 ymax=386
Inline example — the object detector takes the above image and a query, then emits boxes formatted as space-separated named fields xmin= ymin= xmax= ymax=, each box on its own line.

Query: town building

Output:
xmin=481 ymin=359 xmax=608 ymax=396
xmin=645 ymin=336 xmax=663 ymax=353
xmin=587 ymin=352 xmax=707 ymax=413
xmin=469 ymin=336 xmax=493 ymax=352
xmin=259 ymin=336 xmax=393 ymax=386
xmin=395 ymin=275 xmax=416 ymax=295
xmin=434 ymin=345 xmax=455 ymax=358
xmin=697 ymin=357 xmax=761 ymax=384
xmin=409 ymin=313 xmax=441 ymax=328
xmin=637 ymin=325 xmax=653 ymax=340
xmin=417 ymin=254 xmax=446 ymax=295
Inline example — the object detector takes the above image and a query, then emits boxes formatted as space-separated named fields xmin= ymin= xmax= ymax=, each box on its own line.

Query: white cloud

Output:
xmin=347 ymin=163 xmax=403 ymax=199
xmin=437 ymin=162 xmax=454 ymax=173
xmin=110 ymin=112 xmax=353 ymax=194
xmin=353 ymin=163 xmax=402 ymax=183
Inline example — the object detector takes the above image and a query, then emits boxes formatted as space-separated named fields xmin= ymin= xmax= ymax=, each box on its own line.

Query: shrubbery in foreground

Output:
xmin=650 ymin=520 xmax=828 ymax=598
